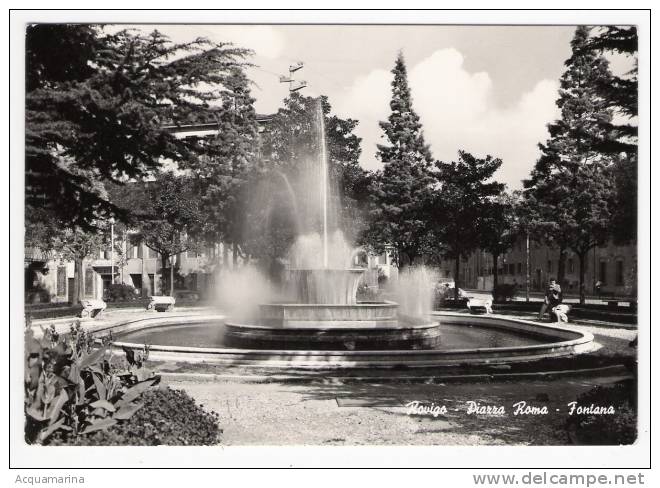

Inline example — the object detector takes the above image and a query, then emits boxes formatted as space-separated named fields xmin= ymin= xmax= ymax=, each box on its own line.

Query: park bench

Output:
xmin=604 ymin=299 xmax=636 ymax=309
xmin=79 ymin=299 xmax=107 ymax=318
xmin=147 ymin=296 xmax=176 ymax=312
xmin=551 ymin=304 xmax=571 ymax=323
xmin=466 ymin=297 xmax=493 ymax=314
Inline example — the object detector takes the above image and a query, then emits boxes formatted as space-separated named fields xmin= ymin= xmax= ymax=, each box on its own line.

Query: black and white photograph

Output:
xmin=8 ymin=8 xmax=652 ymax=476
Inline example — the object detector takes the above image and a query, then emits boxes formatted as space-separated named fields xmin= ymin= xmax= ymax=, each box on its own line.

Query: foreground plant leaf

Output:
xmin=81 ymin=417 xmax=117 ymax=435
xmin=113 ymin=402 xmax=143 ymax=420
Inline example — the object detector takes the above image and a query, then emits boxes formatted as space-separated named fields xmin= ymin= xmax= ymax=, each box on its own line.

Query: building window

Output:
xmin=84 ymin=267 xmax=94 ymax=296
xmin=615 ymin=260 xmax=624 ymax=286
xmin=57 ymin=266 xmax=67 ymax=296
xmin=547 ymin=260 xmax=552 ymax=273
xmin=599 ymin=260 xmax=608 ymax=284
xmin=187 ymin=250 xmax=198 ymax=259
xmin=517 ymin=263 xmax=522 ymax=274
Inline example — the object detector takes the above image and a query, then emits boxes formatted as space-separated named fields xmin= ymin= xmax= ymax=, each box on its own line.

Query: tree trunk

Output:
xmin=160 ymin=253 xmax=169 ymax=296
xmin=578 ymin=252 xmax=587 ymax=305
xmin=492 ymin=252 xmax=499 ymax=291
xmin=557 ymin=246 xmax=567 ymax=289
xmin=141 ymin=244 xmax=149 ymax=297
xmin=73 ymin=257 xmax=84 ymax=305
xmin=232 ymin=241 xmax=239 ymax=267
xmin=454 ymin=256 xmax=460 ymax=301
xmin=170 ymin=255 xmax=175 ymax=297
xmin=223 ymin=242 xmax=229 ymax=269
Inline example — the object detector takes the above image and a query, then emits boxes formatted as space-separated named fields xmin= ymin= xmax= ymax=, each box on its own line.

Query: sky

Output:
xmin=117 ymin=24 xmax=632 ymax=189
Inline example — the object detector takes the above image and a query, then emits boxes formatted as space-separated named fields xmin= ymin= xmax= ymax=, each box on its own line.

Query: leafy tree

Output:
xmin=479 ymin=191 xmax=519 ymax=291
xmin=51 ymin=227 xmax=104 ymax=305
xmin=585 ymin=26 xmax=638 ymax=245
xmin=430 ymin=151 xmax=505 ymax=300
xmin=184 ymin=67 xmax=261 ymax=266
xmin=128 ymin=173 xmax=202 ymax=296
xmin=585 ymin=26 xmax=638 ymax=123
xmin=26 ymin=25 xmax=250 ymax=229
xmin=26 ymin=24 xmax=99 ymax=92
xmin=524 ymin=26 xmax=618 ymax=303
xmin=364 ymin=53 xmax=434 ymax=266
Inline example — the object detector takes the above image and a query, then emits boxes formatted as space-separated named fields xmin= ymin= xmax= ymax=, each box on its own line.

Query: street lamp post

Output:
xmin=526 ymin=232 xmax=530 ymax=302
xmin=110 ymin=218 xmax=115 ymax=285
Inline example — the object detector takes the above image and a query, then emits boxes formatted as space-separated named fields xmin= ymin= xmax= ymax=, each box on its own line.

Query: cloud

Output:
xmin=219 ymin=26 xmax=286 ymax=59
xmin=336 ymin=48 xmax=560 ymax=189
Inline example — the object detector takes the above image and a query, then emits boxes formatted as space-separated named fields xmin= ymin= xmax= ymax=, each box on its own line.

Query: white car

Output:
xmin=435 ymin=282 xmax=467 ymax=298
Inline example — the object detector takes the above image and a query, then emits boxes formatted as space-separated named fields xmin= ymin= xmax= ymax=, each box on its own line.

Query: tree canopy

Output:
xmin=26 ymin=25 xmax=251 ymax=229
xmin=524 ymin=26 xmax=620 ymax=302
xmin=363 ymin=52 xmax=435 ymax=266
xmin=430 ymin=151 xmax=505 ymax=298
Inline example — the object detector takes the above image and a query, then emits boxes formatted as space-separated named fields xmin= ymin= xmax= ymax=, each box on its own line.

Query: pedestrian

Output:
xmin=539 ymin=278 xmax=562 ymax=321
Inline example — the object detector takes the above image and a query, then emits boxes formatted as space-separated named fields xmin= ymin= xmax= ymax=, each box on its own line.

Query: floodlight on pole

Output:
xmin=280 ymin=61 xmax=306 ymax=93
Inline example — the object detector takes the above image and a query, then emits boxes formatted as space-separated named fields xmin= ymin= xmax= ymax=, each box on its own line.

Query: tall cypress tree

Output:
xmin=524 ymin=26 xmax=618 ymax=303
xmin=365 ymin=52 xmax=434 ymax=266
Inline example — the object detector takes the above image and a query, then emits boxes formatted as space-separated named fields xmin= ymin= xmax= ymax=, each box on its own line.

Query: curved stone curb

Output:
xmin=107 ymin=311 xmax=596 ymax=369
xmin=158 ymin=364 xmax=631 ymax=384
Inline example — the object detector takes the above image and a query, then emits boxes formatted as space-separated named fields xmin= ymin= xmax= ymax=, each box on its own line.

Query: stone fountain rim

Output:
xmin=287 ymin=268 xmax=366 ymax=272
xmin=259 ymin=300 xmax=398 ymax=308
xmin=101 ymin=311 xmax=597 ymax=368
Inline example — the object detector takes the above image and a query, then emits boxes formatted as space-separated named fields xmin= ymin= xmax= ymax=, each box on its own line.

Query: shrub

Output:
xmin=24 ymin=320 xmax=158 ymax=444
xmin=104 ymin=283 xmax=138 ymax=302
xmin=492 ymin=283 xmax=517 ymax=303
xmin=565 ymin=380 xmax=637 ymax=445
xmin=26 ymin=283 xmax=51 ymax=304
xmin=47 ymin=387 xmax=220 ymax=446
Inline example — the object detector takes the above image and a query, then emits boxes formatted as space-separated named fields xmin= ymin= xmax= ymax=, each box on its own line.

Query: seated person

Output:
xmin=539 ymin=278 xmax=562 ymax=321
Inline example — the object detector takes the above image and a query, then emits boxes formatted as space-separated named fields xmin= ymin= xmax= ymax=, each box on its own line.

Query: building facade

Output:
xmin=455 ymin=238 xmax=637 ymax=297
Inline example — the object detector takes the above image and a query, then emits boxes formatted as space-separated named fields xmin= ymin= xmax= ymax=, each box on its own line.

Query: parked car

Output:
xmin=435 ymin=281 xmax=467 ymax=298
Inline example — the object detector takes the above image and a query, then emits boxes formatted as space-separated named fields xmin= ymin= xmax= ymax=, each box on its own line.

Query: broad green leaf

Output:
xmin=81 ymin=417 xmax=117 ymax=435
xmin=38 ymin=417 xmax=66 ymax=442
xmin=48 ymin=390 xmax=68 ymax=424
xmin=91 ymin=372 xmax=106 ymax=400
xmin=113 ymin=402 xmax=143 ymax=420
xmin=118 ymin=376 xmax=158 ymax=405
xmin=26 ymin=406 xmax=47 ymax=422
xmin=79 ymin=346 xmax=107 ymax=369
xmin=90 ymin=399 xmax=116 ymax=412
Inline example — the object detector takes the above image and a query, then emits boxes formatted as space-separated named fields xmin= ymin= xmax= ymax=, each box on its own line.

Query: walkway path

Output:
xmin=169 ymin=372 xmax=632 ymax=445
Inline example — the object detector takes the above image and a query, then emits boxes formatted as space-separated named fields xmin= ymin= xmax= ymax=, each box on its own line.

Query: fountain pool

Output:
xmin=108 ymin=98 xmax=596 ymax=369
xmin=109 ymin=312 xmax=595 ymax=368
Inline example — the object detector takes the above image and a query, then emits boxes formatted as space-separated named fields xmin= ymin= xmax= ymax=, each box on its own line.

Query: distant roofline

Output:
xmin=163 ymin=114 xmax=273 ymax=133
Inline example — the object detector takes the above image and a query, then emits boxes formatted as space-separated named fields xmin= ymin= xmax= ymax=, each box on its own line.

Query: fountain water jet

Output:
xmin=224 ymin=97 xmax=441 ymax=350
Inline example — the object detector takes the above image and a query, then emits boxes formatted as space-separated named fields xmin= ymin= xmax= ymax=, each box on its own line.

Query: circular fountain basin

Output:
xmin=286 ymin=268 xmax=365 ymax=305
xmin=109 ymin=312 xmax=596 ymax=369
xmin=226 ymin=300 xmax=442 ymax=350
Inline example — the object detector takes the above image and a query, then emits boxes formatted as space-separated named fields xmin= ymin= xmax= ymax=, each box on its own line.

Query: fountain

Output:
xmin=223 ymin=99 xmax=441 ymax=350
xmin=113 ymin=98 xmax=596 ymax=367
